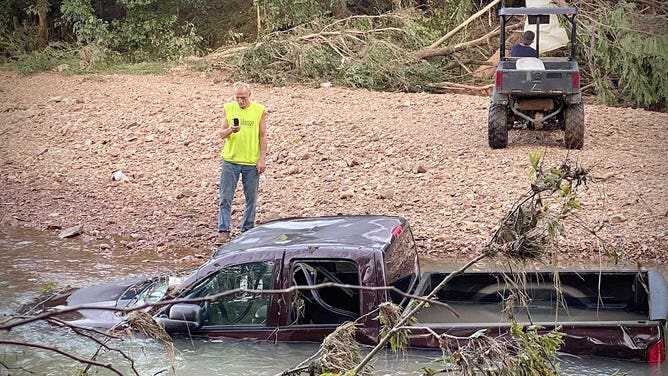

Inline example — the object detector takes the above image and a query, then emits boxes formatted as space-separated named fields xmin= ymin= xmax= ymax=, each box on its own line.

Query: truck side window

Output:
xmin=290 ymin=260 xmax=360 ymax=325
xmin=185 ymin=261 xmax=274 ymax=326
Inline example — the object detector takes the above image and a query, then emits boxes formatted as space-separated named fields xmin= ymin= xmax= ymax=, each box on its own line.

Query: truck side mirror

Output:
xmin=155 ymin=303 xmax=203 ymax=333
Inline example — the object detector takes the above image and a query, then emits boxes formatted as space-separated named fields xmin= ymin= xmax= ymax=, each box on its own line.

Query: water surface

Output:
xmin=0 ymin=226 xmax=665 ymax=375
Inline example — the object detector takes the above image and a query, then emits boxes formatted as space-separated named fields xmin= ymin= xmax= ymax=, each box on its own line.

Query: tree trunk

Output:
xmin=256 ymin=3 xmax=261 ymax=35
xmin=331 ymin=0 xmax=351 ymax=18
xmin=37 ymin=3 xmax=48 ymax=47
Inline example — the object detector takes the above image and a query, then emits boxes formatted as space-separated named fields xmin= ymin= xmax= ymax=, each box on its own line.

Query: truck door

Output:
xmin=278 ymin=258 xmax=363 ymax=342
xmin=180 ymin=254 xmax=283 ymax=339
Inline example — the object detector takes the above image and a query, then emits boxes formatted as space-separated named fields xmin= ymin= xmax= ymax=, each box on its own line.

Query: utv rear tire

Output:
xmin=564 ymin=103 xmax=584 ymax=149
xmin=488 ymin=104 xmax=508 ymax=149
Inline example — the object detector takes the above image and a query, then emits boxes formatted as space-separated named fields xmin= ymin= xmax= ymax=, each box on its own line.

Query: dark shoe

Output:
xmin=215 ymin=232 xmax=230 ymax=245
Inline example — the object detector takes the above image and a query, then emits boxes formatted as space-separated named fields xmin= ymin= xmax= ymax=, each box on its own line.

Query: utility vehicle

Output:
xmin=489 ymin=7 xmax=584 ymax=149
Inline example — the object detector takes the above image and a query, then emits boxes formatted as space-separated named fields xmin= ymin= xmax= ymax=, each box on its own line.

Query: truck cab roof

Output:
xmin=212 ymin=215 xmax=407 ymax=259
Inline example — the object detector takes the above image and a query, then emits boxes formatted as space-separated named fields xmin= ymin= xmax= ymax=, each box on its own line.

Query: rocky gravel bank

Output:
xmin=1 ymin=71 xmax=666 ymax=265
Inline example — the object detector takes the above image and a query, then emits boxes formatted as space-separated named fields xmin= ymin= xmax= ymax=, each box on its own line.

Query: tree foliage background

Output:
xmin=0 ymin=0 xmax=665 ymax=110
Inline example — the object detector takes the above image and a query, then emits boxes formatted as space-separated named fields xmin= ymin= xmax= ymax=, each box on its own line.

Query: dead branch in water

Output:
xmin=0 ymin=340 xmax=128 ymax=376
xmin=351 ymin=154 xmax=591 ymax=374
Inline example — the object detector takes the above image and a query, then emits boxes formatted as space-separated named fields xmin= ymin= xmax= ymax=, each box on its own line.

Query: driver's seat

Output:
xmin=516 ymin=57 xmax=545 ymax=70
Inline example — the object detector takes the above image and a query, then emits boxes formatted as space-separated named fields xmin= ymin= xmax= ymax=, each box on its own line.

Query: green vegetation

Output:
xmin=0 ymin=0 xmax=665 ymax=110
xmin=90 ymin=61 xmax=174 ymax=75
xmin=2 ymin=0 xmax=205 ymax=72
xmin=505 ymin=323 xmax=564 ymax=376
xmin=576 ymin=0 xmax=668 ymax=110
xmin=40 ymin=281 xmax=57 ymax=296
xmin=236 ymin=12 xmax=452 ymax=90
xmin=422 ymin=322 xmax=564 ymax=375
xmin=377 ymin=302 xmax=416 ymax=352
xmin=12 ymin=45 xmax=79 ymax=75
xmin=486 ymin=151 xmax=590 ymax=264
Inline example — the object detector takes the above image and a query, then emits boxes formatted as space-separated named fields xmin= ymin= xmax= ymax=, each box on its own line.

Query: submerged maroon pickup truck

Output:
xmin=49 ymin=215 xmax=668 ymax=363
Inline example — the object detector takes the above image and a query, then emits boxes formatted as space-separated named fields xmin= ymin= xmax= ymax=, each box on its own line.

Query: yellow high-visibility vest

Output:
xmin=221 ymin=101 xmax=264 ymax=165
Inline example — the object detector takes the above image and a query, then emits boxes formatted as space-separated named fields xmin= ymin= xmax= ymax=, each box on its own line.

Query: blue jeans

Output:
xmin=218 ymin=160 xmax=259 ymax=233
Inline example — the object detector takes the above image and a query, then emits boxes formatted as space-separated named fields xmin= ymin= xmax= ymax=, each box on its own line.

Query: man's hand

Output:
xmin=257 ymin=157 xmax=266 ymax=174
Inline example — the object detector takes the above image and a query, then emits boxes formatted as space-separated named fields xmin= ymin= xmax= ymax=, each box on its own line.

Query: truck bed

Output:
xmin=414 ymin=271 xmax=660 ymax=324
xmin=416 ymin=301 xmax=648 ymax=325
xmin=496 ymin=57 xmax=580 ymax=95
xmin=410 ymin=270 xmax=667 ymax=361
xmin=500 ymin=57 xmax=574 ymax=71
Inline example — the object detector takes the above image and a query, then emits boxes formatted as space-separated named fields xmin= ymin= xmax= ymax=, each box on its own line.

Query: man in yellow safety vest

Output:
xmin=216 ymin=81 xmax=267 ymax=244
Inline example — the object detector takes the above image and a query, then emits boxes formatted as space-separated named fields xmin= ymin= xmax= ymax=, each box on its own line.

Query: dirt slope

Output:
xmin=0 ymin=71 xmax=666 ymax=264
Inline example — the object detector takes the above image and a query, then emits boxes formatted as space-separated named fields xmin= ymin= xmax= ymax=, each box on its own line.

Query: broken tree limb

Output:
xmin=474 ymin=48 xmax=501 ymax=79
xmin=321 ymin=13 xmax=405 ymax=32
xmin=415 ymin=22 xmax=523 ymax=60
xmin=453 ymin=55 xmax=473 ymax=75
xmin=205 ymin=24 xmax=405 ymax=64
xmin=206 ymin=43 xmax=253 ymax=60
xmin=352 ymin=252 xmax=489 ymax=374
xmin=428 ymin=0 xmax=501 ymax=49
xmin=427 ymin=82 xmax=494 ymax=96
xmin=0 ymin=340 xmax=128 ymax=376
xmin=295 ymin=27 xmax=405 ymax=41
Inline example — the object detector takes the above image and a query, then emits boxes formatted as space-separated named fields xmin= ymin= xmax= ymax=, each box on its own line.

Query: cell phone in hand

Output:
xmin=232 ymin=118 xmax=240 ymax=132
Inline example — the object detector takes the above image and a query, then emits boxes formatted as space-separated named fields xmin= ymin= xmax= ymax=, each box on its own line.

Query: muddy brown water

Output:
xmin=0 ymin=226 xmax=665 ymax=375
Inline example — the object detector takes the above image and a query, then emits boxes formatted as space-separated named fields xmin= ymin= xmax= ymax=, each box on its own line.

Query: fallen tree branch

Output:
xmin=415 ymin=22 xmax=523 ymax=60
xmin=205 ymin=13 xmax=408 ymax=64
xmin=352 ymin=156 xmax=590 ymax=374
xmin=428 ymin=0 xmax=502 ymax=49
xmin=428 ymin=82 xmax=494 ymax=90
xmin=352 ymin=252 xmax=488 ymax=374
xmin=427 ymin=81 xmax=494 ymax=96
xmin=50 ymin=319 xmax=138 ymax=373
xmin=320 ymin=13 xmax=406 ymax=32
xmin=0 ymin=340 xmax=128 ymax=376
xmin=296 ymin=27 xmax=404 ymax=41
xmin=453 ymin=55 xmax=473 ymax=75
xmin=203 ymin=43 xmax=256 ymax=63
xmin=1 ymin=282 xmax=459 ymax=332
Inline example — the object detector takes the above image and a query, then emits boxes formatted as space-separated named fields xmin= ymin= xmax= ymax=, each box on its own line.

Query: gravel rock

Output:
xmin=1 ymin=71 xmax=666 ymax=265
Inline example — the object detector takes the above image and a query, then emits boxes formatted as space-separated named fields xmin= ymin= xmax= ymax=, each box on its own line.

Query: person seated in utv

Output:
xmin=510 ymin=31 xmax=538 ymax=57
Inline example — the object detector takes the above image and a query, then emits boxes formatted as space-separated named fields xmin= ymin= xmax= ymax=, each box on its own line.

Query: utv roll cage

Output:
xmin=498 ymin=7 xmax=578 ymax=59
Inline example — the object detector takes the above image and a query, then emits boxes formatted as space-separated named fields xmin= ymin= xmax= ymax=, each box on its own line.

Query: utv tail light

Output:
xmin=496 ymin=71 xmax=503 ymax=88
xmin=648 ymin=339 xmax=665 ymax=363
xmin=391 ymin=225 xmax=403 ymax=239
xmin=573 ymin=72 xmax=579 ymax=89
